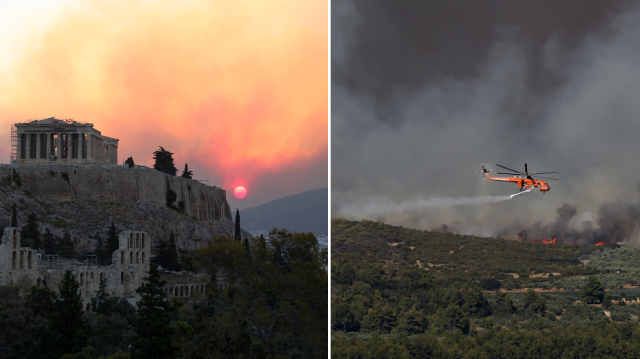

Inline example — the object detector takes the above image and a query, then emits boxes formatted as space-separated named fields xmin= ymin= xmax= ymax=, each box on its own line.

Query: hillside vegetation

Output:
xmin=332 ymin=218 xmax=640 ymax=358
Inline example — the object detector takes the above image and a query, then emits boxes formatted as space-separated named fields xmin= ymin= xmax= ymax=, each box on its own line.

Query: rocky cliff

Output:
xmin=1 ymin=164 xmax=231 ymax=222
xmin=0 ymin=164 xmax=249 ymax=252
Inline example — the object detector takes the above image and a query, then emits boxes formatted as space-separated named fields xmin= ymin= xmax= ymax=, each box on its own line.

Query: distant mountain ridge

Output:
xmin=239 ymin=188 xmax=328 ymax=235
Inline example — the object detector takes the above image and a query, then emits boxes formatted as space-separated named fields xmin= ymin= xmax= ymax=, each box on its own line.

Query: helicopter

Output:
xmin=477 ymin=163 xmax=557 ymax=198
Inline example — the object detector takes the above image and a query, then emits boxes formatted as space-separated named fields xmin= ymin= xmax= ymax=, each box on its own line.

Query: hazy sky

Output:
xmin=0 ymin=0 xmax=328 ymax=210
xmin=332 ymin=0 xmax=640 ymax=243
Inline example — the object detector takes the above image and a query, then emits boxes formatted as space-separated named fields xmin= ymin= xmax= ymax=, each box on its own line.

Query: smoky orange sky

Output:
xmin=0 ymin=0 xmax=328 ymax=209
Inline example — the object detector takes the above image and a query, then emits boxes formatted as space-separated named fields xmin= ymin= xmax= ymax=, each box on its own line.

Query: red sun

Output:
xmin=234 ymin=186 xmax=247 ymax=199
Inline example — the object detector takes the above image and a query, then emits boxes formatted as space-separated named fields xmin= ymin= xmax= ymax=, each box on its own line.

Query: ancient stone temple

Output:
xmin=12 ymin=117 xmax=118 ymax=165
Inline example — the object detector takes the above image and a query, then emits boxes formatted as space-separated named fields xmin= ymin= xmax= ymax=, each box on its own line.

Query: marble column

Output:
xmin=76 ymin=132 xmax=81 ymax=159
xmin=58 ymin=134 xmax=63 ymax=159
xmin=25 ymin=133 xmax=31 ymax=160
xmin=46 ymin=133 xmax=51 ymax=160
xmin=35 ymin=133 xmax=41 ymax=160
xmin=87 ymin=134 xmax=92 ymax=161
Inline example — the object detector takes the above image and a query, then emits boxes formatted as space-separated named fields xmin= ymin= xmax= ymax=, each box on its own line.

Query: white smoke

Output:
xmin=337 ymin=195 xmax=513 ymax=219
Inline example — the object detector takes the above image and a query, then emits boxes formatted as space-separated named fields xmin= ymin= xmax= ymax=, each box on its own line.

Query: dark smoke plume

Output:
xmin=332 ymin=0 xmax=640 ymax=246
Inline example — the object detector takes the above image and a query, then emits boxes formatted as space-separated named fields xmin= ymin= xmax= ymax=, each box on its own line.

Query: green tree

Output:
xmin=234 ymin=208 xmax=241 ymax=241
xmin=62 ymin=229 xmax=73 ymax=248
xmin=190 ymin=229 xmax=328 ymax=358
xmin=11 ymin=203 xmax=17 ymax=227
xmin=156 ymin=233 xmax=178 ymax=272
xmin=59 ymin=246 xmax=75 ymax=258
xmin=94 ymin=277 xmax=109 ymax=315
xmin=180 ymin=163 xmax=192 ymax=179
xmin=362 ymin=304 xmax=396 ymax=333
xmin=51 ymin=270 xmax=91 ymax=356
xmin=94 ymin=232 xmax=108 ymax=264
xmin=18 ymin=271 xmax=92 ymax=358
xmin=21 ymin=212 xmax=41 ymax=248
xmin=167 ymin=232 xmax=178 ymax=271
xmin=521 ymin=288 xmax=547 ymax=313
xmin=125 ymin=157 xmax=135 ymax=168
xmin=462 ymin=288 xmax=492 ymax=317
xmin=0 ymin=286 xmax=45 ymax=358
xmin=106 ymin=222 xmax=119 ymax=255
xmin=59 ymin=230 xmax=75 ymax=258
xmin=153 ymin=146 xmax=177 ymax=176
xmin=332 ymin=301 xmax=360 ymax=333
xmin=493 ymin=292 xmax=515 ymax=313
xmin=480 ymin=278 xmax=501 ymax=291
xmin=155 ymin=239 xmax=168 ymax=271
xmin=394 ymin=307 xmax=429 ymax=334
xmin=440 ymin=305 xmax=470 ymax=334
xmin=60 ymin=347 xmax=94 ymax=359
xmin=25 ymin=280 xmax=55 ymax=318
xmin=43 ymin=228 xmax=58 ymax=254
xmin=131 ymin=263 xmax=177 ymax=359
xmin=583 ymin=275 xmax=606 ymax=304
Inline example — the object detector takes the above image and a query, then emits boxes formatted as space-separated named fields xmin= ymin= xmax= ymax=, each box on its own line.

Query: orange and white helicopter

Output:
xmin=477 ymin=163 xmax=557 ymax=198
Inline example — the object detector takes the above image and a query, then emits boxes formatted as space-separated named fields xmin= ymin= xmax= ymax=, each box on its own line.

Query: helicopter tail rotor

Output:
xmin=476 ymin=164 xmax=491 ymax=179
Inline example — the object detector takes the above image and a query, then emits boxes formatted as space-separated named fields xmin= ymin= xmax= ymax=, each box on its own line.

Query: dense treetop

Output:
xmin=332 ymin=218 xmax=640 ymax=358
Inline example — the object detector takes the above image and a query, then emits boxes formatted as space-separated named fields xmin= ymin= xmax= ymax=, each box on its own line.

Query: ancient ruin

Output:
xmin=0 ymin=227 xmax=205 ymax=308
xmin=11 ymin=117 xmax=118 ymax=165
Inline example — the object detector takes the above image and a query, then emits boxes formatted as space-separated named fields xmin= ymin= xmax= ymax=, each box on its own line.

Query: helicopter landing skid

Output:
xmin=509 ymin=188 xmax=533 ymax=199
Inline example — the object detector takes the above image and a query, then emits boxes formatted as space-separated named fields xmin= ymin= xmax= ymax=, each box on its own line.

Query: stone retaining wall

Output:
xmin=0 ymin=164 xmax=232 ymax=222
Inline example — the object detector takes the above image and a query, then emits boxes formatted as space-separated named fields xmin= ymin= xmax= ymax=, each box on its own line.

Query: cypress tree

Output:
xmin=49 ymin=270 xmax=91 ymax=356
xmin=106 ymin=222 xmax=119 ymax=255
xmin=10 ymin=203 xmax=17 ymax=227
xmin=59 ymin=230 xmax=75 ymax=258
xmin=43 ymin=228 xmax=57 ymax=254
xmin=235 ymin=209 xmax=241 ymax=241
xmin=155 ymin=239 xmax=168 ymax=271
xmin=94 ymin=277 xmax=109 ymax=315
xmin=243 ymin=237 xmax=251 ymax=254
xmin=167 ymin=231 xmax=178 ymax=271
xmin=21 ymin=212 xmax=41 ymax=248
xmin=181 ymin=163 xmax=193 ymax=179
xmin=25 ymin=279 xmax=55 ymax=318
xmin=131 ymin=263 xmax=178 ymax=359
xmin=95 ymin=232 xmax=104 ymax=251
xmin=257 ymin=234 xmax=267 ymax=260
xmin=62 ymin=229 xmax=73 ymax=248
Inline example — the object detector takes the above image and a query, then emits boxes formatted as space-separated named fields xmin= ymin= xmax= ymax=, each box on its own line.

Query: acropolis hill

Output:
xmin=1 ymin=118 xmax=248 ymax=254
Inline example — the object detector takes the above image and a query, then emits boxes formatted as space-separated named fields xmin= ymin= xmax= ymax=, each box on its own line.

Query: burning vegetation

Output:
xmin=493 ymin=201 xmax=640 ymax=246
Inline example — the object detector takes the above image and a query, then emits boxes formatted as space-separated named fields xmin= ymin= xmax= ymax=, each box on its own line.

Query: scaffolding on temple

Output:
xmin=10 ymin=124 xmax=17 ymax=162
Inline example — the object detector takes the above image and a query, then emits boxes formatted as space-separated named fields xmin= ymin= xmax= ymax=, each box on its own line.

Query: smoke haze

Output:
xmin=0 ymin=0 xmax=328 ymax=210
xmin=332 ymin=0 xmax=640 ymax=245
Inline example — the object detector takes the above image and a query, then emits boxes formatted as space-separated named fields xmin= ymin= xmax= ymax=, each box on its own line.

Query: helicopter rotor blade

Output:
xmin=530 ymin=171 xmax=557 ymax=175
xmin=496 ymin=164 xmax=522 ymax=173
xmin=497 ymin=172 xmax=523 ymax=175
xmin=525 ymin=163 xmax=528 ymax=174
xmin=536 ymin=176 xmax=558 ymax=181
